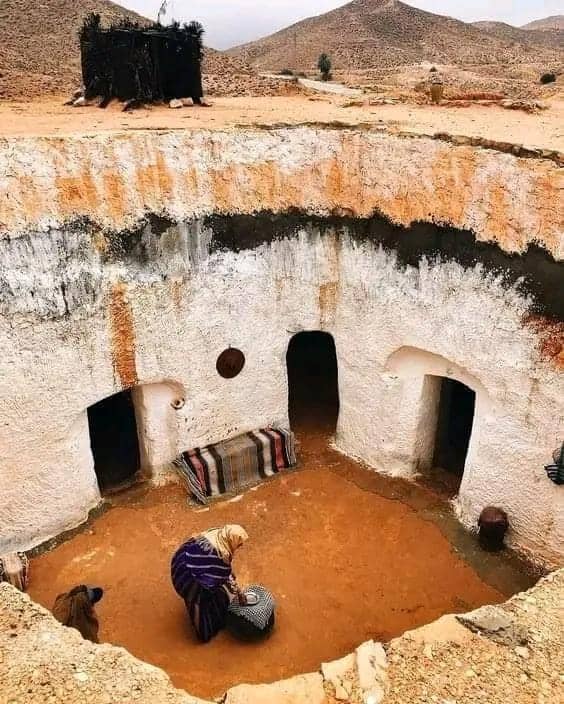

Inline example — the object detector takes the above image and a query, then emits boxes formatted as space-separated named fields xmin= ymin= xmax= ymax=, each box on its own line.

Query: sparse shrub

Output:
xmin=429 ymin=66 xmax=437 ymax=72
xmin=540 ymin=72 xmax=556 ymax=85
xmin=317 ymin=53 xmax=332 ymax=82
xmin=279 ymin=68 xmax=294 ymax=76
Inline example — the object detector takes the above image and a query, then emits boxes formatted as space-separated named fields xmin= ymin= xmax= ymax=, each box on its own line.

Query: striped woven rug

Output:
xmin=174 ymin=427 xmax=297 ymax=504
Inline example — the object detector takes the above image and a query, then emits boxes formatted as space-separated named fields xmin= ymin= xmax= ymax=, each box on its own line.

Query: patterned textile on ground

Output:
xmin=0 ymin=553 xmax=29 ymax=592
xmin=174 ymin=427 xmax=297 ymax=504
xmin=227 ymin=584 xmax=276 ymax=640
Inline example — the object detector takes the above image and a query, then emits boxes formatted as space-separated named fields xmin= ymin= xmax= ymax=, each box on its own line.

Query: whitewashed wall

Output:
xmin=0 ymin=126 xmax=562 ymax=566
xmin=0 ymin=227 xmax=562 ymax=566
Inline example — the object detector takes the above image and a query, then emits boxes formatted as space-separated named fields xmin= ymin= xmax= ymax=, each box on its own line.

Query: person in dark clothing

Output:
xmin=52 ymin=585 xmax=104 ymax=643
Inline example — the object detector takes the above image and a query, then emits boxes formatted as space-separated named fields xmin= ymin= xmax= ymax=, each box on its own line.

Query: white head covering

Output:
xmin=200 ymin=525 xmax=249 ymax=563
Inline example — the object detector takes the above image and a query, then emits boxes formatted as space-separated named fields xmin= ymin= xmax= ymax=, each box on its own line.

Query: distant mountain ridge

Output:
xmin=472 ymin=20 xmax=563 ymax=50
xmin=228 ymin=0 xmax=563 ymax=71
xmin=522 ymin=15 xmax=564 ymax=31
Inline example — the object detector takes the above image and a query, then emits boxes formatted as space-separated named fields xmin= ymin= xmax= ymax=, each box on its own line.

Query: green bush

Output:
xmin=317 ymin=53 xmax=332 ymax=81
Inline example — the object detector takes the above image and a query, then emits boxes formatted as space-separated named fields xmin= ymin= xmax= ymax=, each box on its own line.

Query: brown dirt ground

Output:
xmin=28 ymin=429 xmax=536 ymax=700
xmin=0 ymin=96 xmax=562 ymax=152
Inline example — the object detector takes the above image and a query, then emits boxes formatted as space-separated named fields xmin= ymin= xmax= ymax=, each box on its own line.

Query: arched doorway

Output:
xmin=385 ymin=347 xmax=485 ymax=495
xmin=433 ymin=377 xmax=476 ymax=478
xmin=87 ymin=389 xmax=141 ymax=494
xmin=286 ymin=331 xmax=339 ymax=436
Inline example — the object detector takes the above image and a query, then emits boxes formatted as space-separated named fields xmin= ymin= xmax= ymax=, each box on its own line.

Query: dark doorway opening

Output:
xmin=287 ymin=331 xmax=339 ymax=435
xmin=433 ymin=378 xmax=476 ymax=478
xmin=88 ymin=390 xmax=141 ymax=494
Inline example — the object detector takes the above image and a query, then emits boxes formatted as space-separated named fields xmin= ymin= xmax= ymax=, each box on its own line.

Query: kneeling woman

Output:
xmin=171 ymin=525 xmax=248 ymax=642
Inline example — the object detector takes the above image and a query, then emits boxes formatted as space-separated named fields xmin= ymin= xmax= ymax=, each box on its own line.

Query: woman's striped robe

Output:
xmin=171 ymin=538 xmax=235 ymax=643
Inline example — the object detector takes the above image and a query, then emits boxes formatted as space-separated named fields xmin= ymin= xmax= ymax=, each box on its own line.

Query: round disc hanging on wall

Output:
xmin=216 ymin=348 xmax=245 ymax=379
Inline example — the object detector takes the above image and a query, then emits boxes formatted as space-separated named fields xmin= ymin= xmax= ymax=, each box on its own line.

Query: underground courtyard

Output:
xmin=0 ymin=121 xmax=562 ymax=704
xmin=28 ymin=330 xmax=538 ymax=699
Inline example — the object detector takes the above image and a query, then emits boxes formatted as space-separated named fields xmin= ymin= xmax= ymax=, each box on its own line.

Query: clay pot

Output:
xmin=478 ymin=506 xmax=509 ymax=551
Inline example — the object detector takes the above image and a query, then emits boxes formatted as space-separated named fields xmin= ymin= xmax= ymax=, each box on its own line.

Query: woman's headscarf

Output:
xmin=200 ymin=525 xmax=249 ymax=563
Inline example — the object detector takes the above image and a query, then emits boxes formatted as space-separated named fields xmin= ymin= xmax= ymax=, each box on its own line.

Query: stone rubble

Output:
xmin=1 ymin=571 xmax=562 ymax=704
xmin=0 ymin=584 xmax=208 ymax=704
xmin=457 ymin=604 xmax=529 ymax=646
xmin=223 ymin=673 xmax=327 ymax=704
xmin=321 ymin=653 xmax=357 ymax=700
xmin=355 ymin=641 xmax=388 ymax=703
xmin=383 ymin=570 xmax=563 ymax=704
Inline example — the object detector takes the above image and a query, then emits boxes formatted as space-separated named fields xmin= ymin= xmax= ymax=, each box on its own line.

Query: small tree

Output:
xmin=318 ymin=53 xmax=332 ymax=81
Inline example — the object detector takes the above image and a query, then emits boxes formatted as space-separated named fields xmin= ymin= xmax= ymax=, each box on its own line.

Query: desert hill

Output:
xmin=0 ymin=0 xmax=148 ymax=97
xmin=472 ymin=21 xmax=563 ymax=49
xmin=228 ymin=0 xmax=563 ymax=72
xmin=523 ymin=16 xmax=564 ymax=31
xmin=0 ymin=0 xmax=282 ymax=99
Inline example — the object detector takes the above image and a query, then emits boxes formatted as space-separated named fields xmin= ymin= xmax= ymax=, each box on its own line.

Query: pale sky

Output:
xmin=122 ymin=1 xmax=564 ymax=49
